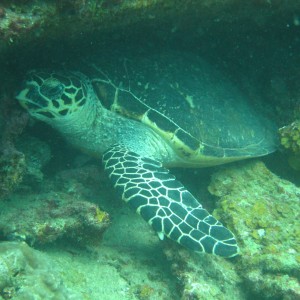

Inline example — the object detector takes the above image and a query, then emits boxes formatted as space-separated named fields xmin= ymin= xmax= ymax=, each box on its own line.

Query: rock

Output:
xmin=279 ymin=120 xmax=300 ymax=170
xmin=209 ymin=160 xmax=300 ymax=299
xmin=0 ymin=1 xmax=299 ymax=60
xmin=0 ymin=241 xmax=82 ymax=299
xmin=0 ymin=191 xmax=109 ymax=246
xmin=16 ymin=134 xmax=51 ymax=184
xmin=279 ymin=120 xmax=300 ymax=155
xmin=0 ymin=151 xmax=26 ymax=199
xmin=164 ymin=246 xmax=245 ymax=300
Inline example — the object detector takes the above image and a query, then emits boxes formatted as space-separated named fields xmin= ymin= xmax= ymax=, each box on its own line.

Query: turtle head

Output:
xmin=16 ymin=71 xmax=88 ymax=123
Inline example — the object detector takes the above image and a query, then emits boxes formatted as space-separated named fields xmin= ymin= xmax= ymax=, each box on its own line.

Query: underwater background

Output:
xmin=0 ymin=1 xmax=299 ymax=299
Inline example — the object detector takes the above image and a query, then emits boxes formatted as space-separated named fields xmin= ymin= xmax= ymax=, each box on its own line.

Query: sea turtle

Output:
xmin=16 ymin=52 xmax=277 ymax=258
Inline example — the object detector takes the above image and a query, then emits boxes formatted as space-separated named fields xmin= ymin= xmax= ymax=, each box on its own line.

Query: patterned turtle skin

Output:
xmin=16 ymin=52 xmax=277 ymax=258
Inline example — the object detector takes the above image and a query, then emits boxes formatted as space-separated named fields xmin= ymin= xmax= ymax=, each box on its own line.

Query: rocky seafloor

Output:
xmin=0 ymin=1 xmax=299 ymax=299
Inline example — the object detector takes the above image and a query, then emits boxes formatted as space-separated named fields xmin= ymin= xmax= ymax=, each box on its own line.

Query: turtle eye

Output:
xmin=40 ymin=78 xmax=64 ymax=100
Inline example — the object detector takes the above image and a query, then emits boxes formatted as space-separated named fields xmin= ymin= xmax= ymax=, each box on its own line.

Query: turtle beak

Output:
xmin=16 ymin=85 xmax=31 ymax=110
xmin=16 ymin=81 xmax=48 ymax=111
xmin=16 ymin=84 xmax=30 ymax=110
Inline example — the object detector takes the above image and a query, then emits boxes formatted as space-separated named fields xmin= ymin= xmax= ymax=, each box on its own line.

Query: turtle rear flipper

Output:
xmin=103 ymin=144 xmax=239 ymax=258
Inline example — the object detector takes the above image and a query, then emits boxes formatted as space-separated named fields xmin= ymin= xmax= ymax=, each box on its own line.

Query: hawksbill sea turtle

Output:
xmin=16 ymin=52 xmax=277 ymax=258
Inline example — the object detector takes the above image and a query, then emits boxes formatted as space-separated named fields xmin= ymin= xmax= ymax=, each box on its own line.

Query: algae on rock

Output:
xmin=279 ymin=120 xmax=300 ymax=170
xmin=208 ymin=160 xmax=300 ymax=299
xmin=0 ymin=191 xmax=109 ymax=246
xmin=164 ymin=246 xmax=245 ymax=300
xmin=16 ymin=135 xmax=51 ymax=184
xmin=0 ymin=241 xmax=82 ymax=299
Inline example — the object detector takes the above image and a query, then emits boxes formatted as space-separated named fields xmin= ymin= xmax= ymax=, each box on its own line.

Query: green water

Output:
xmin=0 ymin=2 xmax=299 ymax=299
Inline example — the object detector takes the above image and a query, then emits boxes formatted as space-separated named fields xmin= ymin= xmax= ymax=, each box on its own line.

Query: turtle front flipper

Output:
xmin=103 ymin=144 xmax=239 ymax=258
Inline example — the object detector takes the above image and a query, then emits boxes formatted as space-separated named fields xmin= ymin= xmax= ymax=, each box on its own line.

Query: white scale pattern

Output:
xmin=103 ymin=144 xmax=239 ymax=257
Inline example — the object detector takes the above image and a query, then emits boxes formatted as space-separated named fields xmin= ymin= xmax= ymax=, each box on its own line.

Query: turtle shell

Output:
xmin=90 ymin=52 xmax=277 ymax=165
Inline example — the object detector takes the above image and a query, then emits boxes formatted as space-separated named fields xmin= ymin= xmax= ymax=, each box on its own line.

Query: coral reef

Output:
xmin=16 ymin=134 xmax=51 ymax=184
xmin=0 ymin=0 xmax=299 ymax=59
xmin=0 ymin=151 xmax=26 ymax=199
xmin=96 ymin=209 xmax=179 ymax=300
xmin=0 ymin=94 xmax=28 ymax=153
xmin=208 ymin=160 xmax=300 ymax=299
xmin=0 ymin=1 xmax=299 ymax=299
xmin=279 ymin=120 xmax=300 ymax=154
xmin=0 ymin=191 xmax=109 ymax=246
xmin=54 ymin=164 xmax=105 ymax=199
xmin=164 ymin=246 xmax=245 ymax=300
xmin=279 ymin=120 xmax=300 ymax=170
xmin=0 ymin=241 xmax=82 ymax=299
xmin=0 ymin=93 xmax=28 ymax=199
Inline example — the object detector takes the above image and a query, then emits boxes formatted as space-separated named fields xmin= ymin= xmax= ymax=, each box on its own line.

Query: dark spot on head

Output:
xmin=53 ymin=74 xmax=71 ymax=87
xmin=75 ymin=89 xmax=83 ymax=102
xmin=26 ymin=86 xmax=38 ymax=99
xmin=65 ymin=87 xmax=76 ymax=94
xmin=59 ymin=109 xmax=68 ymax=116
xmin=38 ymin=111 xmax=55 ymax=118
xmin=52 ymin=100 xmax=59 ymax=108
xmin=78 ymin=98 xmax=86 ymax=107
xmin=41 ymin=79 xmax=64 ymax=100
xmin=31 ymin=74 xmax=44 ymax=86
xmin=26 ymin=102 xmax=40 ymax=110
xmin=27 ymin=87 xmax=49 ymax=107
xmin=71 ymin=77 xmax=81 ymax=89
xmin=82 ymin=84 xmax=87 ymax=96
xmin=61 ymin=93 xmax=72 ymax=104
xmin=32 ymin=71 xmax=50 ymax=81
